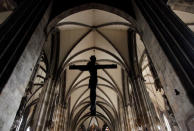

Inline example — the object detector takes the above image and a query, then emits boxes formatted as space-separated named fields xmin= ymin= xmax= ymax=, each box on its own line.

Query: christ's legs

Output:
xmin=90 ymin=87 xmax=96 ymax=115
xmin=89 ymin=77 xmax=97 ymax=115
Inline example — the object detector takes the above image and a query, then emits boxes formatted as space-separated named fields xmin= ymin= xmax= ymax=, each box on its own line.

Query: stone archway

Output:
xmin=37 ymin=3 xmax=180 ymax=130
xmin=42 ymin=6 xmax=137 ymax=131
xmin=44 ymin=2 xmax=194 ymax=130
xmin=0 ymin=1 xmax=193 ymax=131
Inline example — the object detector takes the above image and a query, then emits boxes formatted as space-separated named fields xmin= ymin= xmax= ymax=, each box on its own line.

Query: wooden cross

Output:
xmin=69 ymin=55 xmax=117 ymax=116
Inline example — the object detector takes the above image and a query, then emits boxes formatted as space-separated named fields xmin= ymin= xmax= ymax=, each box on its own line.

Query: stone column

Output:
xmin=118 ymin=97 xmax=126 ymax=131
xmin=126 ymin=104 xmax=136 ymax=131
xmin=128 ymin=30 xmax=156 ymax=130
xmin=32 ymin=76 xmax=54 ymax=131
xmin=0 ymin=0 xmax=52 ymax=130
xmin=0 ymin=0 xmax=52 ymax=91
xmin=134 ymin=0 xmax=194 ymax=103
xmin=133 ymin=0 xmax=194 ymax=130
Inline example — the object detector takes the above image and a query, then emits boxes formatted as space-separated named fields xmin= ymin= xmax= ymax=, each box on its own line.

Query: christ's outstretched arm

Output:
xmin=96 ymin=64 xmax=117 ymax=69
xmin=69 ymin=65 xmax=89 ymax=71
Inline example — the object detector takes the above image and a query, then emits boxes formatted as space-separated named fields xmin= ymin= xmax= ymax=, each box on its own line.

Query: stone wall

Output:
xmin=0 ymin=5 xmax=51 ymax=131
xmin=133 ymin=2 xmax=194 ymax=131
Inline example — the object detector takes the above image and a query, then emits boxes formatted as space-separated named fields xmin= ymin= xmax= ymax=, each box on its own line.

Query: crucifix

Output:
xmin=69 ymin=55 xmax=117 ymax=116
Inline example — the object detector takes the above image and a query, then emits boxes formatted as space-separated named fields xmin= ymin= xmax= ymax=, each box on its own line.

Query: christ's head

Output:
xmin=90 ymin=55 xmax=96 ymax=63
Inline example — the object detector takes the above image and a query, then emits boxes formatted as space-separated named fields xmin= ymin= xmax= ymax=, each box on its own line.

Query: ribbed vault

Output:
xmin=54 ymin=9 xmax=134 ymax=130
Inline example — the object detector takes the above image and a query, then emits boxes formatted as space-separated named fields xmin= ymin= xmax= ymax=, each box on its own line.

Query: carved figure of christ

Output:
xmin=69 ymin=55 xmax=117 ymax=116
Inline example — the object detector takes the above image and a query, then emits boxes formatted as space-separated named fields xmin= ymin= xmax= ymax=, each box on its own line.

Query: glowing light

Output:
xmin=157 ymin=125 xmax=161 ymax=130
xmin=105 ymin=126 xmax=110 ymax=131
xmin=26 ymin=127 xmax=30 ymax=131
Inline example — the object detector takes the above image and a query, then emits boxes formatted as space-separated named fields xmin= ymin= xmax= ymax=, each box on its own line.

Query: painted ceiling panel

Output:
xmin=100 ymin=66 xmax=123 ymax=93
xmin=64 ymin=30 xmax=124 ymax=65
xmin=173 ymin=10 xmax=194 ymax=31
xmin=59 ymin=28 xmax=90 ymax=66
xmin=96 ymin=99 xmax=116 ymax=117
xmin=58 ymin=24 xmax=89 ymax=30
xmin=97 ymin=69 xmax=117 ymax=87
xmin=75 ymin=110 xmax=91 ymax=127
xmin=98 ymin=85 xmax=118 ymax=112
xmin=0 ymin=11 xmax=12 ymax=24
xmin=96 ymin=118 xmax=104 ymax=129
xmin=59 ymin=10 xmax=94 ymax=26
xmin=59 ymin=9 xmax=130 ymax=26
xmin=94 ymin=51 xmax=122 ymax=64
xmin=70 ymin=87 xmax=89 ymax=111
xmin=66 ymin=50 xmax=122 ymax=66
xmin=188 ymin=25 xmax=194 ymax=31
xmin=64 ymin=31 xmax=95 ymax=63
xmin=70 ymin=71 xmax=90 ymax=86
xmin=83 ymin=118 xmax=91 ymax=129
xmin=89 ymin=117 xmax=98 ymax=126
xmin=93 ymin=30 xmax=123 ymax=61
xmin=97 ymin=28 xmax=130 ymax=67
xmin=96 ymin=89 xmax=114 ymax=108
xmin=66 ymin=50 xmax=95 ymax=64
xmin=72 ymin=103 xmax=90 ymax=121
xmin=96 ymin=105 xmax=111 ymax=122
xmin=98 ymin=24 xmax=130 ymax=30
xmin=66 ymin=69 xmax=83 ymax=93
xmin=72 ymin=75 xmax=90 ymax=89
xmin=174 ymin=10 xmax=194 ymax=23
